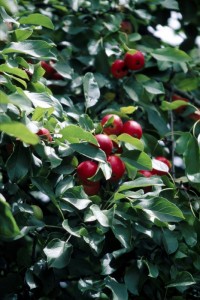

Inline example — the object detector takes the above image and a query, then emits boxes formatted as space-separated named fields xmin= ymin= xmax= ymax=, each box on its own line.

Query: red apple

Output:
xmin=122 ymin=120 xmax=143 ymax=139
xmin=37 ymin=128 xmax=52 ymax=142
xmin=111 ymin=59 xmax=128 ymax=79
xmin=83 ymin=181 xmax=100 ymax=196
xmin=77 ymin=160 xmax=98 ymax=184
xmin=120 ymin=20 xmax=132 ymax=34
xmin=41 ymin=61 xmax=55 ymax=78
xmin=138 ymin=170 xmax=154 ymax=177
xmin=101 ymin=114 xmax=123 ymax=136
xmin=188 ymin=110 xmax=200 ymax=121
xmin=107 ymin=155 xmax=126 ymax=181
xmin=95 ymin=134 xmax=113 ymax=156
xmin=124 ymin=50 xmax=145 ymax=71
xmin=51 ymin=72 xmax=63 ymax=80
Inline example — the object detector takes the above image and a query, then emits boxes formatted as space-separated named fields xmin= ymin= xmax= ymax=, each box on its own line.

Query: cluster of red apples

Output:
xmin=111 ymin=50 xmax=145 ymax=79
xmin=77 ymin=114 xmax=171 ymax=196
xmin=35 ymin=118 xmax=171 ymax=196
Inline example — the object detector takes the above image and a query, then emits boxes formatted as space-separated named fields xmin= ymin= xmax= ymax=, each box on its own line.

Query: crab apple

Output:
xmin=51 ymin=72 xmax=63 ymax=80
xmin=124 ymin=50 xmax=145 ymax=71
xmin=37 ymin=128 xmax=52 ymax=142
xmin=172 ymin=94 xmax=189 ymax=113
xmin=83 ymin=181 xmax=100 ymax=196
xmin=41 ymin=61 xmax=55 ymax=77
xmin=107 ymin=155 xmax=126 ymax=181
xmin=111 ymin=59 xmax=128 ymax=79
xmin=138 ymin=170 xmax=154 ymax=177
xmin=101 ymin=114 xmax=123 ymax=136
xmin=152 ymin=156 xmax=171 ymax=176
xmin=188 ymin=110 xmax=200 ymax=121
xmin=122 ymin=120 xmax=143 ymax=139
xmin=120 ymin=20 xmax=132 ymax=34
xmin=95 ymin=134 xmax=113 ymax=156
xmin=77 ymin=160 xmax=98 ymax=184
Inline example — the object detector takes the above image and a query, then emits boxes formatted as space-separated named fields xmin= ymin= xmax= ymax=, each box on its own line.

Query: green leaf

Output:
xmin=19 ymin=13 xmax=54 ymax=29
xmin=70 ymin=142 xmax=107 ymax=162
xmin=0 ymin=0 xmax=18 ymax=15
xmin=83 ymin=72 xmax=100 ymax=109
xmin=60 ymin=125 xmax=98 ymax=144
xmin=0 ymin=64 xmax=29 ymax=79
xmin=175 ymin=133 xmax=191 ymax=155
xmin=105 ymin=277 xmax=128 ymax=300
xmin=24 ymin=91 xmax=63 ymax=116
xmin=62 ymin=186 xmax=92 ymax=210
xmin=162 ymin=0 xmax=179 ymax=10
xmin=120 ymin=106 xmax=138 ymax=115
xmin=53 ymin=61 xmax=73 ymax=79
xmin=0 ymin=122 xmax=39 ymax=145
xmin=123 ymin=78 xmax=143 ymax=102
xmin=138 ymin=197 xmax=185 ymax=222
xmin=32 ymin=107 xmax=54 ymax=121
xmin=43 ymin=238 xmax=73 ymax=269
xmin=151 ymin=47 xmax=190 ymax=63
xmin=0 ymin=194 xmax=21 ymax=240
xmin=184 ymin=135 xmax=200 ymax=177
xmin=112 ymin=219 xmax=132 ymax=248
xmin=161 ymin=100 xmax=190 ymax=111
xmin=143 ymin=260 xmax=159 ymax=278
xmin=118 ymin=177 xmax=164 ymax=192
xmin=166 ymin=271 xmax=196 ymax=288
xmin=90 ymin=204 xmax=109 ymax=227
xmin=118 ymin=134 xmax=144 ymax=151
xmin=0 ymin=90 xmax=10 ymax=104
xmin=31 ymin=177 xmax=55 ymax=199
xmin=146 ymin=106 xmax=169 ymax=136
xmin=13 ymin=28 xmax=33 ymax=41
xmin=121 ymin=150 xmax=152 ymax=170
xmin=162 ymin=229 xmax=179 ymax=254
xmin=6 ymin=144 xmax=31 ymax=182
xmin=124 ymin=265 xmax=140 ymax=295
xmin=143 ymin=80 xmax=165 ymax=95
xmin=62 ymin=220 xmax=81 ymax=237
xmin=44 ymin=146 xmax=62 ymax=168
xmin=2 ymin=40 xmax=56 ymax=59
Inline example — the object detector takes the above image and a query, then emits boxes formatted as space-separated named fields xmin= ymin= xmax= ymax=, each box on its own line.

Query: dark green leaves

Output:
xmin=6 ymin=144 xmax=31 ymax=182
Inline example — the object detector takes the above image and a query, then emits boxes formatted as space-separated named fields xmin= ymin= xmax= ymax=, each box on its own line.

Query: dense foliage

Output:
xmin=0 ymin=0 xmax=200 ymax=299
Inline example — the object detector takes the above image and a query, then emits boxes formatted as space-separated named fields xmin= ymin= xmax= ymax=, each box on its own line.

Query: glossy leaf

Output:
xmin=83 ymin=72 xmax=100 ymax=109
xmin=151 ymin=47 xmax=190 ymax=63
xmin=44 ymin=238 xmax=73 ymax=268
xmin=0 ymin=122 xmax=39 ymax=145
xmin=19 ymin=13 xmax=54 ymax=29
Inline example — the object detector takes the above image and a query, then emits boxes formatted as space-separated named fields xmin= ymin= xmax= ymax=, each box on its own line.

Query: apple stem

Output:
xmin=122 ymin=42 xmax=132 ymax=52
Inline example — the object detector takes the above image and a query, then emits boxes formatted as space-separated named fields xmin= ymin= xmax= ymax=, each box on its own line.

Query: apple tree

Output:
xmin=0 ymin=0 xmax=200 ymax=299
